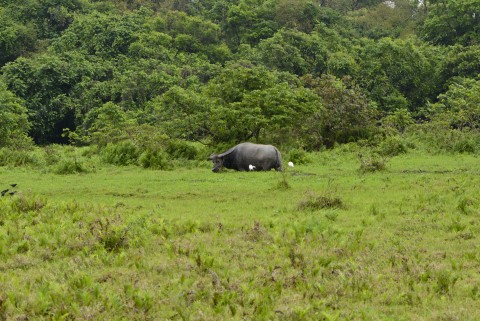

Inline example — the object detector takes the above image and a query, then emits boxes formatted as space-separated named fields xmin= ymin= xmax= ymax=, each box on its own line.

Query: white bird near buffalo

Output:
xmin=288 ymin=161 xmax=294 ymax=167
xmin=249 ymin=164 xmax=256 ymax=171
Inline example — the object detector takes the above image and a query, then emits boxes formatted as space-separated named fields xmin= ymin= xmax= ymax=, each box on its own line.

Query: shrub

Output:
xmin=53 ymin=159 xmax=88 ymax=174
xmin=408 ymin=121 xmax=480 ymax=154
xmin=377 ymin=135 xmax=408 ymax=156
xmin=103 ymin=141 xmax=139 ymax=166
xmin=0 ymin=148 xmax=40 ymax=167
xmin=88 ymin=217 xmax=129 ymax=252
xmin=286 ymin=148 xmax=311 ymax=165
xmin=358 ymin=152 xmax=387 ymax=173
xmin=453 ymin=137 xmax=477 ymax=154
xmin=43 ymin=145 xmax=62 ymax=165
xmin=139 ymin=148 xmax=170 ymax=170
xmin=166 ymin=140 xmax=198 ymax=160
xmin=381 ymin=109 xmax=414 ymax=134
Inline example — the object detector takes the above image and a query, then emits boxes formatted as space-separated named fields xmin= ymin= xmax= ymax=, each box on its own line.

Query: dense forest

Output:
xmin=0 ymin=0 xmax=479 ymax=165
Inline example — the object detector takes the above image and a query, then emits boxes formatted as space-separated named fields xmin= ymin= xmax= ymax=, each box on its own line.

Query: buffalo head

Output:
xmin=208 ymin=154 xmax=224 ymax=173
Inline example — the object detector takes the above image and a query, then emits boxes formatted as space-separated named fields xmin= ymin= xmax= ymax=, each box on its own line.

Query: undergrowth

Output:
xmin=0 ymin=150 xmax=479 ymax=320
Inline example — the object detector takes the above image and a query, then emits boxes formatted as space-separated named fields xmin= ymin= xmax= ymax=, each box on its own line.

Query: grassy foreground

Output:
xmin=1 ymin=149 xmax=480 ymax=320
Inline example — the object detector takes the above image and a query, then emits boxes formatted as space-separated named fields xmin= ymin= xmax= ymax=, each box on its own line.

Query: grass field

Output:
xmin=1 ymin=149 xmax=480 ymax=320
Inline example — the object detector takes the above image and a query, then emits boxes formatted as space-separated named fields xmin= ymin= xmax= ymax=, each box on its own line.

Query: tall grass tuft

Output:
xmin=102 ymin=141 xmax=139 ymax=166
xmin=298 ymin=191 xmax=344 ymax=211
xmin=377 ymin=135 xmax=408 ymax=157
xmin=434 ymin=270 xmax=459 ymax=295
xmin=275 ymin=171 xmax=291 ymax=190
xmin=139 ymin=148 xmax=170 ymax=170
xmin=0 ymin=148 xmax=40 ymax=167
xmin=358 ymin=152 xmax=387 ymax=173
xmin=89 ymin=217 xmax=129 ymax=252
xmin=10 ymin=194 xmax=47 ymax=213
xmin=53 ymin=159 xmax=88 ymax=174
xmin=457 ymin=197 xmax=475 ymax=214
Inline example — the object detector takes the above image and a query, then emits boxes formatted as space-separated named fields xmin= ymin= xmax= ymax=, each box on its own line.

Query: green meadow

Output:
xmin=1 ymin=149 xmax=480 ymax=320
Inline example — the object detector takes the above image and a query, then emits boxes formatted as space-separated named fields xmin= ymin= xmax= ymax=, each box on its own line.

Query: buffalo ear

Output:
xmin=208 ymin=154 xmax=216 ymax=160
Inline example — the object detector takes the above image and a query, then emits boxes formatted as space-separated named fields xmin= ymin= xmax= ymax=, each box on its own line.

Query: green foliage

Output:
xmin=434 ymin=270 xmax=459 ymax=295
xmin=412 ymin=125 xmax=480 ymax=154
xmin=102 ymin=140 xmax=139 ymax=166
xmin=53 ymin=158 xmax=88 ymax=174
xmin=441 ymin=45 xmax=480 ymax=82
xmin=257 ymin=30 xmax=308 ymax=75
xmin=148 ymin=86 xmax=213 ymax=142
xmin=302 ymin=74 xmax=377 ymax=149
xmin=354 ymin=37 xmax=441 ymax=112
xmin=358 ymin=151 xmax=387 ymax=172
xmin=226 ymin=82 xmax=321 ymax=144
xmin=89 ymin=217 xmax=129 ymax=252
xmin=51 ymin=9 xmax=145 ymax=58
xmin=152 ymin=64 xmax=323 ymax=145
xmin=286 ymin=148 xmax=312 ymax=165
xmin=430 ymin=78 xmax=480 ymax=130
xmin=406 ymin=77 xmax=480 ymax=154
xmin=42 ymin=144 xmax=61 ymax=163
xmin=165 ymin=140 xmax=199 ymax=160
xmin=422 ymin=0 xmax=480 ymax=46
xmin=86 ymin=102 xmax=133 ymax=146
xmin=0 ymin=148 xmax=39 ymax=167
xmin=347 ymin=0 xmax=419 ymax=39
xmin=0 ymin=13 xmax=36 ymax=66
xmin=0 ymin=0 xmax=477 ymax=155
xmin=9 ymin=193 xmax=46 ymax=213
xmin=377 ymin=135 xmax=408 ymax=157
xmin=1 ymin=150 xmax=480 ymax=319
xmin=2 ymin=54 xmax=88 ymax=143
xmin=139 ymin=148 xmax=170 ymax=170
xmin=298 ymin=191 xmax=344 ymax=211
xmin=0 ymin=85 xmax=31 ymax=148
xmin=381 ymin=108 xmax=414 ymax=134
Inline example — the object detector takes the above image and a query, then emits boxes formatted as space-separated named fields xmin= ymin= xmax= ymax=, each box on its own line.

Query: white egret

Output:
xmin=249 ymin=164 xmax=256 ymax=171
xmin=288 ymin=161 xmax=294 ymax=167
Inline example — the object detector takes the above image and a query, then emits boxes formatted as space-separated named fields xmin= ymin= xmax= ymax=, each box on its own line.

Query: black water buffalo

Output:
xmin=208 ymin=142 xmax=283 ymax=173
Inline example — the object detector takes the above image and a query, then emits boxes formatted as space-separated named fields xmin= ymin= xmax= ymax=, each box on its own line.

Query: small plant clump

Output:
xmin=53 ymin=159 xmax=88 ymax=174
xmin=88 ymin=217 xmax=129 ymax=252
xmin=297 ymin=191 xmax=344 ymax=211
xmin=358 ymin=152 xmax=387 ymax=173
xmin=10 ymin=194 xmax=46 ymax=213
xmin=276 ymin=172 xmax=291 ymax=190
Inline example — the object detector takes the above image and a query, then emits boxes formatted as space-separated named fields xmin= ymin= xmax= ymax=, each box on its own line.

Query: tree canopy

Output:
xmin=0 ymin=0 xmax=479 ymax=149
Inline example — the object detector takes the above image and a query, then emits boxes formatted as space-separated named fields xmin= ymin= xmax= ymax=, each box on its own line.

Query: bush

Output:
xmin=358 ymin=152 xmax=387 ymax=173
xmin=53 ymin=159 xmax=88 ymax=174
xmin=103 ymin=141 xmax=139 ymax=166
xmin=43 ymin=145 xmax=62 ymax=165
xmin=377 ymin=135 xmax=408 ymax=156
xmin=88 ymin=217 xmax=129 ymax=252
xmin=453 ymin=137 xmax=478 ymax=154
xmin=166 ymin=140 xmax=198 ymax=160
xmin=286 ymin=148 xmax=312 ymax=165
xmin=0 ymin=148 xmax=40 ymax=167
xmin=409 ymin=123 xmax=480 ymax=154
xmin=139 ymin=148 xmax=170 ymax=170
